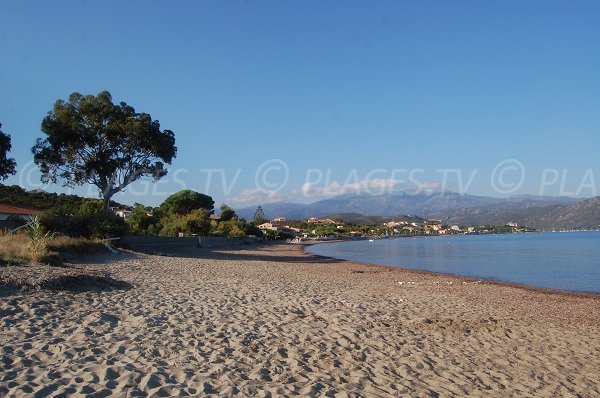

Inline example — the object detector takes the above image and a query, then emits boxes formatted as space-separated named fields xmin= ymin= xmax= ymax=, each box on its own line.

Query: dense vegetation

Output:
xmin=127 ymin=192 xmax=262 ymax=238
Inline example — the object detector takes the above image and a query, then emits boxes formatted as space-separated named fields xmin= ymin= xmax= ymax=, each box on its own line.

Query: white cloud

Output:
xmin=226 ymin=188 xmax=285 ymax=206
xmin=293 ymin=178 xmax=403 ymax=199
xmin=415 ymin=180 xmax=443 ymax=191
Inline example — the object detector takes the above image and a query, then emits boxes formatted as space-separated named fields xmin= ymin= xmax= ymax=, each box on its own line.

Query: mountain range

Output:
xmin=235 ymin=192 xmax=600 ymax=230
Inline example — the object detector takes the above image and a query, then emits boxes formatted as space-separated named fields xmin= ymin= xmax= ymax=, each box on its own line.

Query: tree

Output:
xmin=0 ymin=123 xmax=17 ymax=180
xmin=253 ymin=205 xmax=267 ymax=224
xmin=219 ymin=203 xmax=237 ymax=221
xmin=159 ymin=190 xmax=214 ymax=215
xmin=32 ymin=91 xmax=177 ymax=212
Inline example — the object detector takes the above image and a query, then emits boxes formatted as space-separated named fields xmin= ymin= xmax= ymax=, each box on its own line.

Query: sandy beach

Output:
xmin=1 ymin=242 xmax=599 ymax=397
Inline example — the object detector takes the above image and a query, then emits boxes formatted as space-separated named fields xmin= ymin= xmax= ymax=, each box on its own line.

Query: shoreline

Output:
xmin=302 ymin=238 xmax=600 ymax=298
xmin=1 ymin=243 xmax=599 ymax=396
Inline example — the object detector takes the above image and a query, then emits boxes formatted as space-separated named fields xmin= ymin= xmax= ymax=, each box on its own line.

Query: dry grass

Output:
xmin=0 ymin=233 xmax=105 ymax=266
xmin=0 ymin=233 xmax=30 ymax=263
xmin=46 ymin=236 xmax=105 ymax=255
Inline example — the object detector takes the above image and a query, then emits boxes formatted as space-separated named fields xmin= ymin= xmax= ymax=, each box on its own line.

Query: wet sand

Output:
xmin=1 ymin=243 xmax=599 ymax=397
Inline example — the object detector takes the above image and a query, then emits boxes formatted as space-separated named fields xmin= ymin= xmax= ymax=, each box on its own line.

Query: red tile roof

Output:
xmin=0 ymin=204 xmax=42 ymax=216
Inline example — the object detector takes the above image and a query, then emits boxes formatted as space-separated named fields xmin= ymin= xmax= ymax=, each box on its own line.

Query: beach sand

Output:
xmin=1 ymin=242 xmax=599 ymax=397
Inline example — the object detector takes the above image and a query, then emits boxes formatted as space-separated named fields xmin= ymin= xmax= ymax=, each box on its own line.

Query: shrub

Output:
xmin=158 ymin=208 xmax=211 ymax=237
xmin=244 ymin=224 xmax=264 ymax=237
xmin=26 ymin=216 xmax=50 ymax=263
xmin=66 ymin=212 xmax=128 ymax=239
xmin=40 ymin=209 xmax=129 ymax=239
xmin=127 ymin=205 xmax=159 ymax=235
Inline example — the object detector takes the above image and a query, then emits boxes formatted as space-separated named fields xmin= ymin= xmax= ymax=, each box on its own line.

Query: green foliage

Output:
xmin=159 ymin=190 xmax=214 ymax=215
xmin=253 ymin=205 xmax=267 ymax=224
xmin=70 ymin=212 xmax=129 ymax=239
xmin=32 ymin=91 xmax=177 ymax=211
xmin=210 ymin=218 xmax=246 ymax=238
xmin=127 ymin=205 xmax=159 ymax=235
xmin=39 ymin=209 xmax=128 ymax=239
xmin=0 ymin=123 xmax=17 ymax=180
xmin=158 ymin=208 xmax=211 ymax=237
xmin=243 ymin=223 xmax=263 ymax=237
xmin=77 ymin=199 xmax=104 ymax=215
xmin=219 ymin=203 xmax=237 ymax=222
xmin=309 ymin=224 xmax=341 ymax=237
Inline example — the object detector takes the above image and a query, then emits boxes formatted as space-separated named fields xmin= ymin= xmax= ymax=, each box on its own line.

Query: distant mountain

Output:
xmin=235 ymin=191 xmax=582 ymax=221
xmin=234 ymin=192 xmax=598 ymax=229
xmin=534 ymin=196 xmax=600 ymax=229
xmin=236 ymin=192 xmax=500 ymax=220
xmin=433 ymin=196 xmax=600 ymax=229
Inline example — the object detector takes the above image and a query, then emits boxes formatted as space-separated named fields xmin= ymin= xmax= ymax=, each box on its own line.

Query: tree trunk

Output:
xmin=102 ymin=195 xmax=112 ymax=213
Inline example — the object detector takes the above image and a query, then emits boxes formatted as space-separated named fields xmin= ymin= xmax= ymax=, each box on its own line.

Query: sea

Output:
xmin=306 ymin=231 xmax=600 ymax=294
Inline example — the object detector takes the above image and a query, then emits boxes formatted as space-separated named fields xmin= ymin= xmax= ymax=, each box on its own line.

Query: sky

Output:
xmin=1 ymin=0 xmax=599 ymax=208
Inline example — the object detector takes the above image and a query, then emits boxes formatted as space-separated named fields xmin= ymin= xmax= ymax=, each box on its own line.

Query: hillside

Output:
xmin=0 ymin=184 xmax=126 ymax=214
xmin=235 ymin=192 xmax=598 ymax=229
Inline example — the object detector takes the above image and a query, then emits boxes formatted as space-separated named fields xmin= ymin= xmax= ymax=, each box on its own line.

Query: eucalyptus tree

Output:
xmin=33 ymin=91 xmax=176 ymax=212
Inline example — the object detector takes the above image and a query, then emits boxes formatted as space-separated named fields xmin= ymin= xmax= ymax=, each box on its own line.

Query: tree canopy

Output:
xmin=219 ymin=203 xmax=237 ymax=221
xmin=159 ymin=190 xmax=215 ymax=215
xmin=0 ymin=123 xmax=17 ymax=180
xmin=32 ymin=91 xmax=177 ymax=211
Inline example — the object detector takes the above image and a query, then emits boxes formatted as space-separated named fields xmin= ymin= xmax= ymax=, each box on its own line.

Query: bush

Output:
xmin=158 ymin=208 xmax=211 ymax=237
xmin=71 ymin=212 xmax=128 ymax=239
xmin=244 ymin=224 xmax=264 ymax=237
xmin=127 ymin=206 xmax=159 ymax=235
xmin=43 ymin=212 xmax=128 ymax=239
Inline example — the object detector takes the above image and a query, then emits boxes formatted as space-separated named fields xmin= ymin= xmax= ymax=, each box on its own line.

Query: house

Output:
xmin=307 ymin=217 xmax=342 ymax=225
xmin=258 ymin=222 xmax=278 ymax=231
xmin=113 ymin=209 xmax=133 ymax=220
xmin=384 ymin=221 xmax=408 ymax=228
xmin=273 ymin=216 xmax=286 ymax=222
xmin=209 ymin=214 xmax=221 ymax=221
xmin=0 ymin=204 xmax=41 ymax=230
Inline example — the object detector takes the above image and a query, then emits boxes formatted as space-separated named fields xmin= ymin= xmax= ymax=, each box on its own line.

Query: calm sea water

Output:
xmin=307 ymin=232 xmax=600 ymax=294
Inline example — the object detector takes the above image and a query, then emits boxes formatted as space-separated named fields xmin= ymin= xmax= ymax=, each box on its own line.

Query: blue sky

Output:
xmin=2 ymin=0 xmax=599 ymax=207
